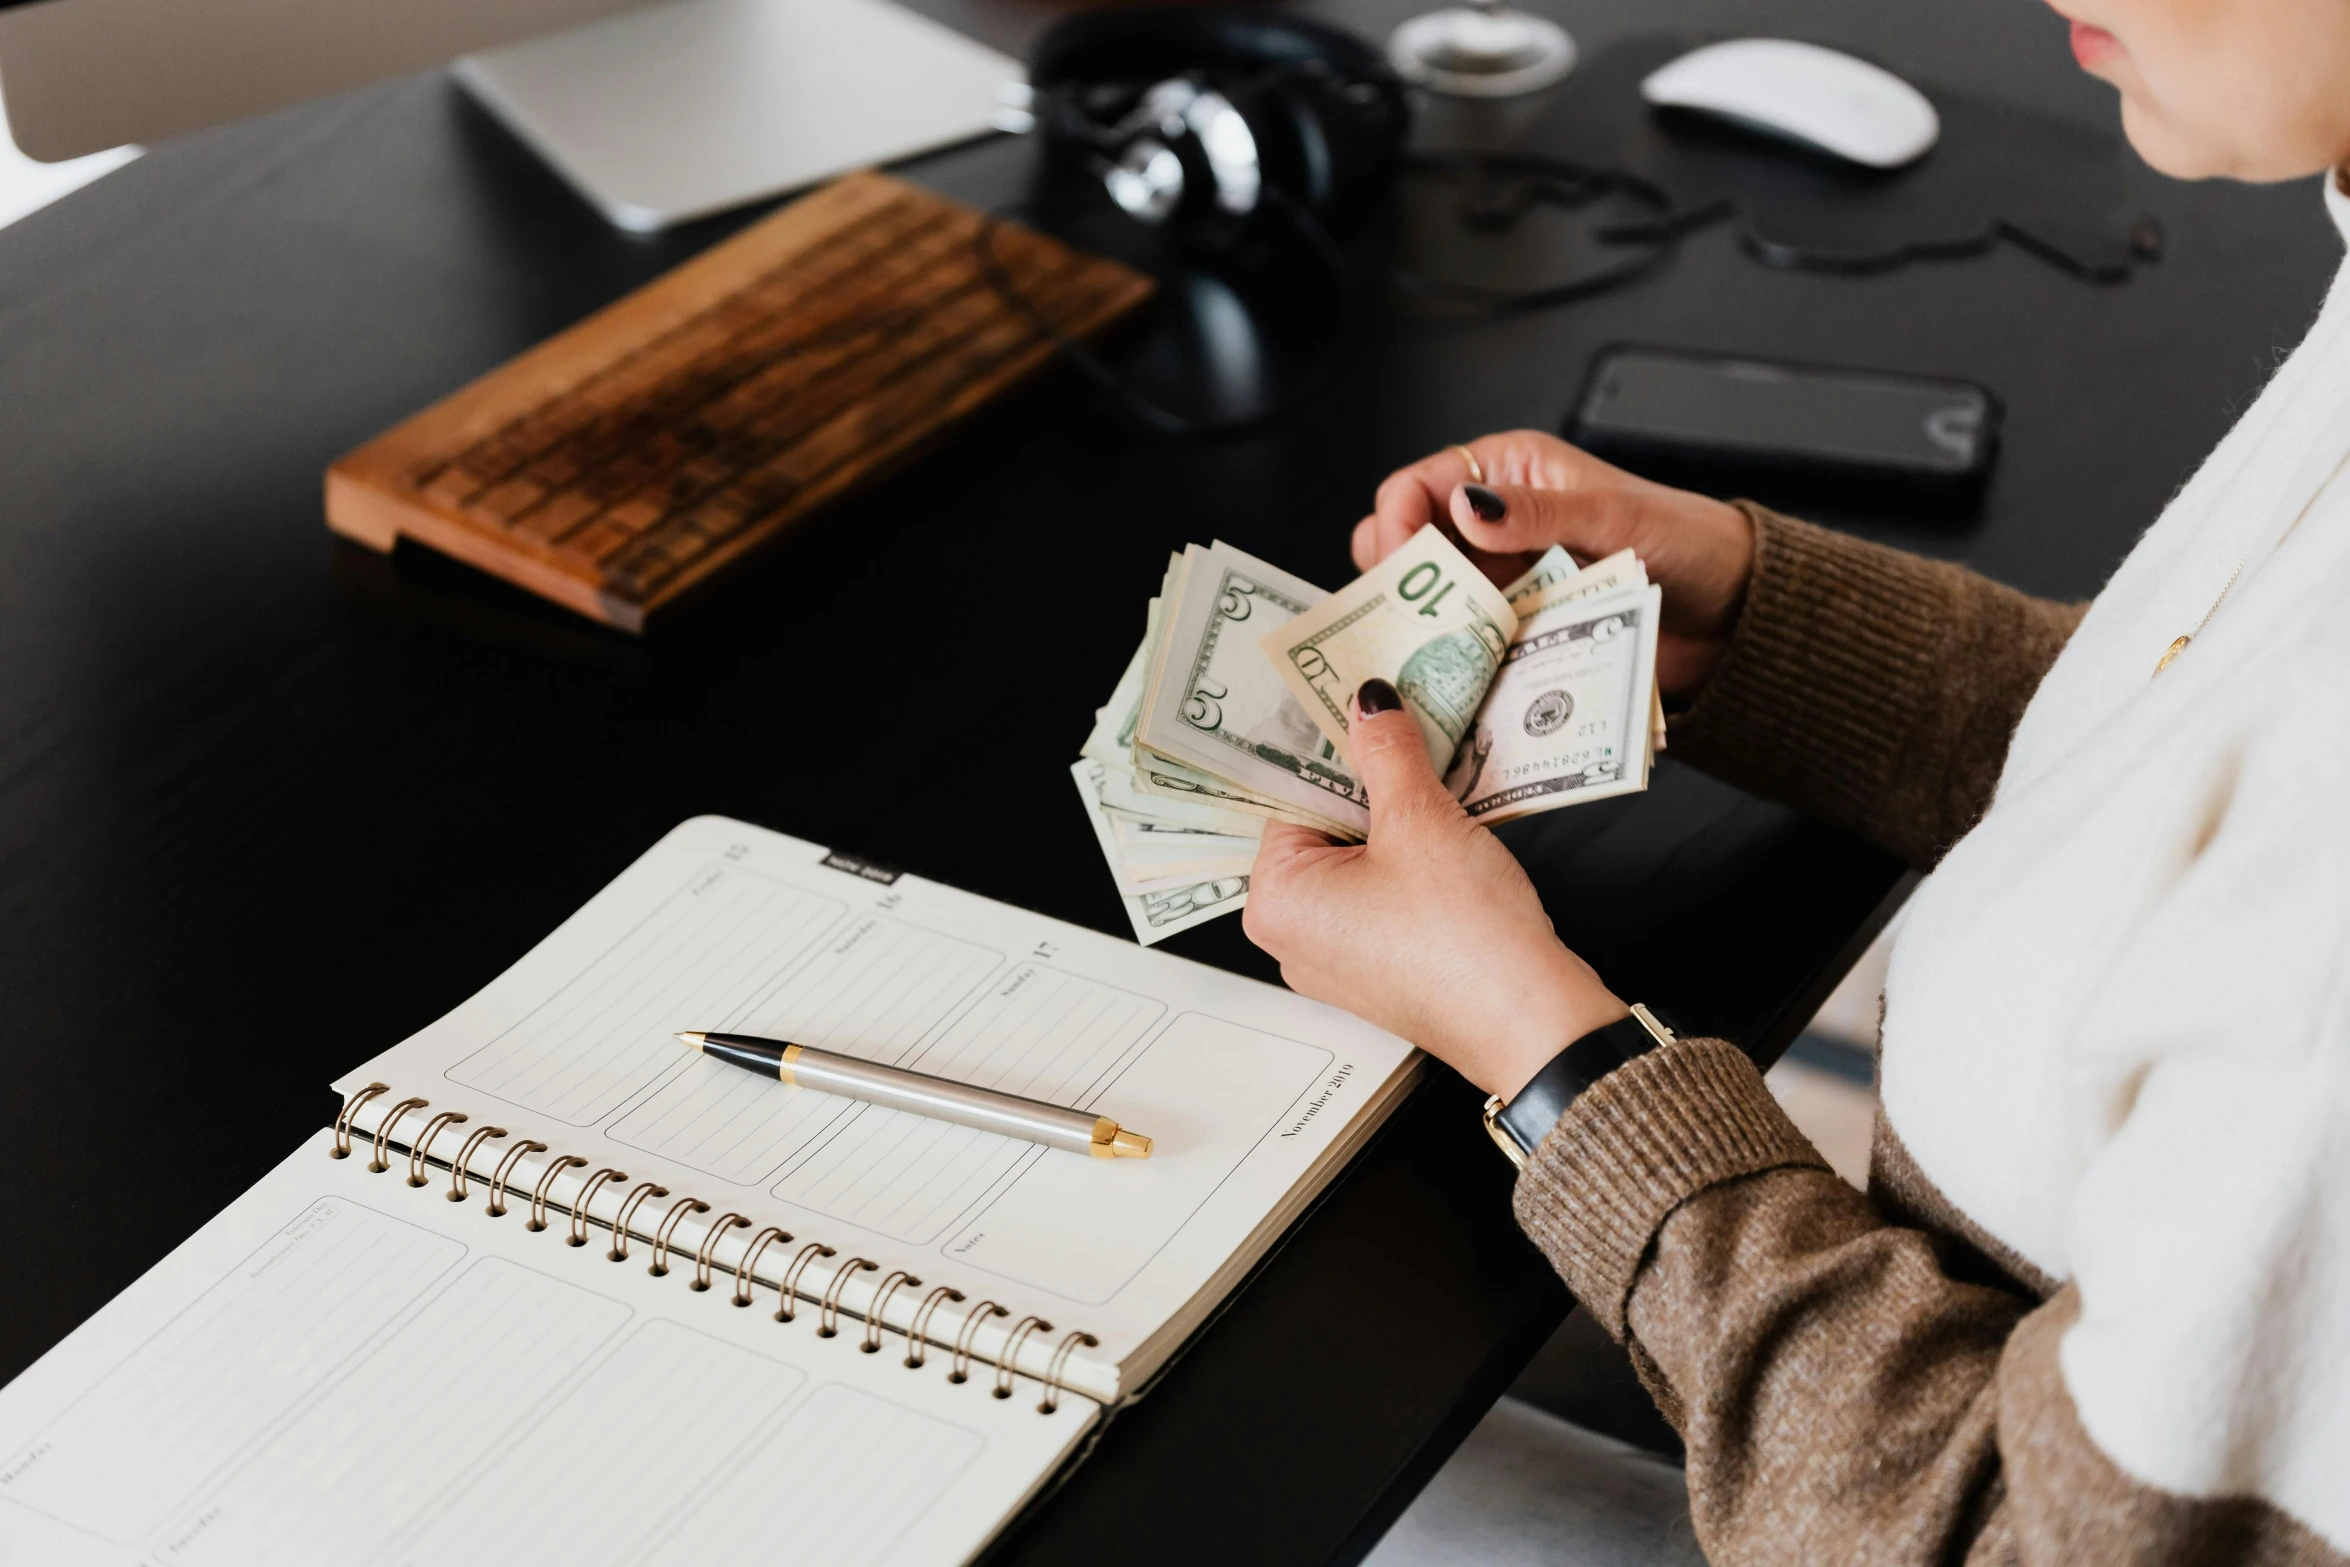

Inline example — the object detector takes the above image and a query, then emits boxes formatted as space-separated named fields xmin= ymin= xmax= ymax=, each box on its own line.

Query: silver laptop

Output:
xmin=0 ymin=0 xmax=1020 ymax=231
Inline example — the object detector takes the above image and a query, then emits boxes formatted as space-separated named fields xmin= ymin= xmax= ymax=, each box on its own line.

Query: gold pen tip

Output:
xmin=676 ymin=1031 xmax=706 ymax=1051
xmin=1111 ymin=1129 xmax=1152 ymax=1159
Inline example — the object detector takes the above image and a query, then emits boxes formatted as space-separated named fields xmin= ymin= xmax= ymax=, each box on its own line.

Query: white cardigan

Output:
xmin=1883 ymin=173 xmax=2350 ymax=1546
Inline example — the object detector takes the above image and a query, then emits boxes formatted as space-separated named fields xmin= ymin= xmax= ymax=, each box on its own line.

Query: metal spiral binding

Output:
xmin=446 ymin=1125 xmax=507 ymax=1201
xmin=775 ymin=1243 xmax=835 ymax=1323
xmin=609 ymin=1182 xmax=668 ymax=1260
xmin=906 ymin=1286 xmax=964 ymax=1369
xmin=568 ymin=1169 xmax=628 ymax=1247
xmin=528 ymin=1155 xmax=588 ymax=1232
xmin=949 ymin=1300 xmax=1008 ymax=1385
xmin=732 ymin=1226 xmax=792 ymax=1307
xmin=818 ymin=1258 xmax=877 ymax=1338
xmin=486 ymin=1139 xmax=548 ymax=1217
xmin=331 ymin=1084 xmax=389 ymax=1158
xmin=408 ymin=1111 xmax=467 ymax=1187
xmin=691 ymin=1213 xmax=750 ymax=1292
xmin=370 ymin=1098 xmax=429 ymax=1173
xmin=863 ymin=1271 xmax=920 ymax=1353
xmin=1041 ymin=1331 xmax=1099 ymax=1415
xmin=333 ymin=1086 xmax=1098 ymax=1417
xmin=649 ymin=1196 xmax=709 ymax=1277
xmin=994 ymin=1317 xmax=1052 ymax=1401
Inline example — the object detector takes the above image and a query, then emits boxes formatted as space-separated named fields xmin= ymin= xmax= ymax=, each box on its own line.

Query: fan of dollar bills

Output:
xmin=1073 ymin=525 xmax=1665 ymax=945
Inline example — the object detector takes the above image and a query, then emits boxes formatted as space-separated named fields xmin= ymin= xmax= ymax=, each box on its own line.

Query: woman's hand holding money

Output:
xmin=1244 ymin=681 xmax=1626 ymax=1100
xmin=1351 ymin=431 xmax=1755 ymax=699
xmin=1249 ymin=432 xmax=1754 ymax=1083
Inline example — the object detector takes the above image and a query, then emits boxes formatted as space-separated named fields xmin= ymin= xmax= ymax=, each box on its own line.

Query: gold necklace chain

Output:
xmin=2153 ymin=554 xmax=2246 ymax=676
xmin=2152 ymin=439 xmax=2350 ymax=676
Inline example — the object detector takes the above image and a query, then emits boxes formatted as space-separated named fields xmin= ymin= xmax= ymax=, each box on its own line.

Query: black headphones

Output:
xmin=1000 ymin=13 xmax=2141 ymax=436
xmin=998 ymin=11 xmax=1695 ymax=433
xmin=974 ymin=10 xmax=1410 ymax=436
xmin=1024 ymin=10 xmax=1411 ymax=249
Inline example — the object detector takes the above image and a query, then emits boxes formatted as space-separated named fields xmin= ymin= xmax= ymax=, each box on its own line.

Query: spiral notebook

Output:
xmin=0 ymin=817 xmax=1422 ymax=1566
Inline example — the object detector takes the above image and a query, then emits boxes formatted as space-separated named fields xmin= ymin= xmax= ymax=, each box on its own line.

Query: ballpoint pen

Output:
xmin=676 ymin=1031 xmax=1153 ymax=1159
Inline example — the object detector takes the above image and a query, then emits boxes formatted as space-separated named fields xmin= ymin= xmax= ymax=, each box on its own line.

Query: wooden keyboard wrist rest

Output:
xmin=326 ymin=171 xmax=1153 ymax=633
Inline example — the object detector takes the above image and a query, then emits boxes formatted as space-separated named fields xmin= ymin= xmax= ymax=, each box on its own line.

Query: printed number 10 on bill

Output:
xmin=1261 ymin=527 xmax=1519 ymax=770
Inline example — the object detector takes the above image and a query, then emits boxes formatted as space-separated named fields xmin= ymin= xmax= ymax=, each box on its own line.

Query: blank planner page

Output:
xmin=0 ymin=1130 xmax=1090 ymax=1567
xmin=335 ymin=817 xmax=1420 ymax=1397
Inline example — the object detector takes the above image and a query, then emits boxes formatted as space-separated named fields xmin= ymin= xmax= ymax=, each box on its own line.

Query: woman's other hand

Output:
xmin=1352 ymin=431 xmax=1756 ymax=699
xmin=1244 ymin=679 xmax=1627 ymax=1099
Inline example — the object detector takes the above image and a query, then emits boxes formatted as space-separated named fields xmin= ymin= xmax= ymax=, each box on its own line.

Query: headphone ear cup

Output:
xmin=1244 ymin=61 xmax=1409 ymax=238
xmin=1027 ymin=8 xmax=1410 ymax=238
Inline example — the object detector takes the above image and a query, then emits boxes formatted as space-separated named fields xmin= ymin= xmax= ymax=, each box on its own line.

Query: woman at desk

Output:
xmin=1247 ymin=1 xmax=2350 ymax=1562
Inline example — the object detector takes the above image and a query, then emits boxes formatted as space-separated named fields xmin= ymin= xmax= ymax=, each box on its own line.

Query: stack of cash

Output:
xmin=1073 ymin=526 xmax=1664 ymax=944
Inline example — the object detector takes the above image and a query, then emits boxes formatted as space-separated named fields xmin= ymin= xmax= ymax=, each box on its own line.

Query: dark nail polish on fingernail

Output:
xmin=1462 ymin=483 xmax=1507 ymax=522
xmin=1356 ymin=678 xmax=1403 ymax=717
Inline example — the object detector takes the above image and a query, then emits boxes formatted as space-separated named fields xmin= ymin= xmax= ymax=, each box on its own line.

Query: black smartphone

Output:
xmin=1566 ymin=345 xmax=2000 ymax=509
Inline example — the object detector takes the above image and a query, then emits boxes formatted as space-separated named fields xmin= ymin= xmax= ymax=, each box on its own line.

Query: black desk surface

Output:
xmin=0 ymin=0 xmax=2337 ymax=1560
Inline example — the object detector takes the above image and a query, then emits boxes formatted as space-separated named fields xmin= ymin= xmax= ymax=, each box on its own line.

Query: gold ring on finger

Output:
xmin=1450 ymin=444 xmax=1486 ymax=485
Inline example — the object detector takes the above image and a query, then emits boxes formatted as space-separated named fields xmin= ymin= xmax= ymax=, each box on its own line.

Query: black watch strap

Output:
xmin=1483 ymin=1005 xmax=1676 ymax=1169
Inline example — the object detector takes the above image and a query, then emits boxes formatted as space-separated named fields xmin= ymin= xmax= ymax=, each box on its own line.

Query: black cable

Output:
xmin=1389 ymin=150 xmax=1688 ymax=314
xmin=980 ymin=141 xmax=2152 ymax=437
xmin=1395 ymin=148 xmax=2158 ymax=298
xmin=975 ymin=150 xmax=1677 ymax=437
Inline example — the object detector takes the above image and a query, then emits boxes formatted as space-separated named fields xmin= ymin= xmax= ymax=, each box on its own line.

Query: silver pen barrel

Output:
xmin=682 ymin=1032 xmax=1151 ymax=1158
xmin=784 ymin=1045 xmax=1109 ymax=1153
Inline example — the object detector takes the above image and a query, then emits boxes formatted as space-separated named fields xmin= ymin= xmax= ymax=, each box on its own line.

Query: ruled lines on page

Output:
xmin=0 ymin=1130 xmax=1103 ymax=1567
xmin=449 ymin=863 xmax=849 ymax=1126
xmin=727 ymin=913 xmax=1005 ymax=1058
xmin=0 ymin=1197 xmax=464 ymax=1543
xmin=938 ymin=1013 xmax=1334 ymax=1304
xmin=153 ymin=1257 xmax=631 ymax=1564
xmin=410 ymin=1341 xmax=981 ymax=1567
xmin=607 ymin=912 xmax=1006 ymax=1189
xmin=767 ymin=963 xmax=1165 ymax=1242
xmin=637 ymin=1384 xmax=985 ymax=1567
xmin=388 ymin=1318 xmax=785 ymax=1562
xmin=322 ymin=818 xmax=1427 ymax=1396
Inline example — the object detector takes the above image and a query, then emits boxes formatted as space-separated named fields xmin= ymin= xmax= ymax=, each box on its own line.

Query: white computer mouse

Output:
xmin=1640 ymin=39 xmax=1939 ymax=170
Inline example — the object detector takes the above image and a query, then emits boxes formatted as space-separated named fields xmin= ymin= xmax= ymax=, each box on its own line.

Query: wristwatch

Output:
xmin=1481 ymin=1004 xmax=1677 ymax=1169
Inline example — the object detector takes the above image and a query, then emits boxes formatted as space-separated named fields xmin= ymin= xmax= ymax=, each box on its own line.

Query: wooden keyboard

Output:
xmin=327 ymin=173 xmax=1152 ymax=632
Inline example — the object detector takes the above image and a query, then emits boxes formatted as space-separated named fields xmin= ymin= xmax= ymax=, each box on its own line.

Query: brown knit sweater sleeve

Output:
xmin=1669 ymin=504 xmax=2087 ymax=869
xmin=1512 ymin=1042 xmax=2345 ymax=1566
